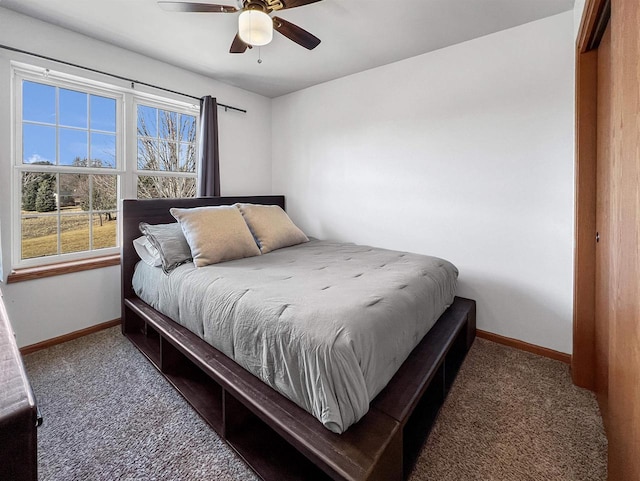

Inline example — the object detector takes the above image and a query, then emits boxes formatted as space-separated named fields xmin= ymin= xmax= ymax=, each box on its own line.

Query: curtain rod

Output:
xmin=0 ymin=43 xmax=247 ymax=114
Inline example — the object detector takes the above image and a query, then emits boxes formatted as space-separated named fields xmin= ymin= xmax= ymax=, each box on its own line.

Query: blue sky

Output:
xmin=22 ymin=80 xmax=116 ymax=167
xmin=137 ymin=104 xmax=195 ymax=142
xmin=22 ymin=80 xmax=196 ymax=170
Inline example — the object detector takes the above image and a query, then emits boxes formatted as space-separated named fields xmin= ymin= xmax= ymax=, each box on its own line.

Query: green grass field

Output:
xmin=21 ymin=207 xmax=117 ymax=259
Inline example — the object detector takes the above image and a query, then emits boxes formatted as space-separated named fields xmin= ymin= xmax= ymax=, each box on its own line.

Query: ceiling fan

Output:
xmin=158 ymin=0 xmax=322 ymax=54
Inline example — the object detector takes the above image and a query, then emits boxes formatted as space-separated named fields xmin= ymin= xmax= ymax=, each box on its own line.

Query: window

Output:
xmin=136 ymin=102 xmax=197 ymax=199
xmin=17 ymin=78 xmax=120 ymax=263
xmin=13 ymin=66 xmax=199 ymax=268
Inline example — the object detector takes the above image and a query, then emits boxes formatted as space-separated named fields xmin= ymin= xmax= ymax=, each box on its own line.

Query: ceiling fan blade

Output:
xmin=158 ymin=2 xmax=238 ymax=13
xmin=230 ymin=33 xmax=249 ymax=54
xmin=273 ymin=17 xmax=321 ymax=50
xmin=280 ymin=0 xmax=322 ymax=10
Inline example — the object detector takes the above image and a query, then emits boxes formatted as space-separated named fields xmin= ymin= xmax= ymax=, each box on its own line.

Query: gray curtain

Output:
xmin=197 ymin=96 xmax=220 ymax=197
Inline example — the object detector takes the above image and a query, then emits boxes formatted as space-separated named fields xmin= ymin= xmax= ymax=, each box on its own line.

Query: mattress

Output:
xmin=133 ymin=239 xmax=458 ymax=433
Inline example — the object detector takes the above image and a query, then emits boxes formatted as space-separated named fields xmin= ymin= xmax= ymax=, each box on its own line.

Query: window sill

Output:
xmin=7 ymin=254 xmax=121 ymax=284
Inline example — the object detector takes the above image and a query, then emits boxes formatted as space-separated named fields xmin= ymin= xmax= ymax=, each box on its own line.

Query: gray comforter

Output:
xmin=133 ymin=239 xmax=457 ymax=433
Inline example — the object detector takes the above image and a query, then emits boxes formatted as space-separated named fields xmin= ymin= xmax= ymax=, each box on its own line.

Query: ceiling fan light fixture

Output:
xmin=238 ymin=10 xmax=273 ymax=46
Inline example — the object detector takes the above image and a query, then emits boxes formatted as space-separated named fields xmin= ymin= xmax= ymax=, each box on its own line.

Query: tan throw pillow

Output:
xmin=170 ymin=205 xmax=260 ymax=267
xmin=236 ymin=203 xmax=309 ymax=254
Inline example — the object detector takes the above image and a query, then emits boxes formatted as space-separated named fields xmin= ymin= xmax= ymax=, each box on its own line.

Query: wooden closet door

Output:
xmin=594 ymin=21 xmax=612 ymax=422
xmin=607 ymin=0 xmax=640 ymax=478
xmin=575 ymin=1 xmax=640 ymax=477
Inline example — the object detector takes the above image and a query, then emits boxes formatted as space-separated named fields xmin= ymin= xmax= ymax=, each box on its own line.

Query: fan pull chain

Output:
xmin=257 ymin=47 xmax=262 ymax=64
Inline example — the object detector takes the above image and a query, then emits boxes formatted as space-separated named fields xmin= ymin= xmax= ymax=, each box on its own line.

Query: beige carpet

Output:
xmin=24 ymin=329 xmax=607 ymax=480
xmin=411 ymin=338 xmax=607 ymax=481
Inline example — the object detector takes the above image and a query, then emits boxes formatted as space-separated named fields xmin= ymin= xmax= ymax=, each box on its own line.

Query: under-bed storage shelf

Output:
xmin=122 ymin=295 xmax=475 ymax=481
xmin=124 ymin=300 xmax=224 ymax=433
xmin=444 ymin=324 xmax=469 ymax=395
xmin=123 ymin=305 xmax=161 ymax=367
xmin=371 ymin=298 xmax=476 ymax=477
xmin=224 ymin=391 xmax=332 ymax=481
xmin=401 ymin=364 xmax=445 ymax=474
xmin=161 ymin=337 xmax=224 ymax=432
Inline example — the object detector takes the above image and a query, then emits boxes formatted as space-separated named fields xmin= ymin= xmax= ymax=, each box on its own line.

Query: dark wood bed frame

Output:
xmin=121 ymin=195 xmax=476 ymax=481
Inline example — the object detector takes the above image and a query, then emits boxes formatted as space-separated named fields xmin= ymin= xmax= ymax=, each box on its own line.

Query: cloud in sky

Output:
xmin=26 ymin=153 xmax=53 ymax=164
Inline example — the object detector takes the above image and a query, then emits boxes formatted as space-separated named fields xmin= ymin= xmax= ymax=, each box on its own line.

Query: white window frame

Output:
xmin=131 ymin=96 xmax=199 ymax=200
xmin=11 ymin=64 xmax=200 ymax=270
xmin=12 ymin=67 xmax=124 ymax=269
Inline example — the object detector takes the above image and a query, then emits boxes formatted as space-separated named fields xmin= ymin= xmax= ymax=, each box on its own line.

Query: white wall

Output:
xmin=273 ymin=12 xmax=575 ymax=353
xmin=0 ymin=7 xmax=578 ymax=352
xmin=0 ymin=7 xmax=273 ymax=347
xmin=574 ymin=0 xmax=587 ymax=40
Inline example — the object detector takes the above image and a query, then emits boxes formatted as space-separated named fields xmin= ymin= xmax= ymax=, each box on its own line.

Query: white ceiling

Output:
xmin=1 ymin=0 xmax=574 ymax=98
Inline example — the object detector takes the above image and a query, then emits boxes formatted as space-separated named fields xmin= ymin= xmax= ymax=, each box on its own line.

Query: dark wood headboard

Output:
xmin=121 ymin=195 xmax=286 ymax=309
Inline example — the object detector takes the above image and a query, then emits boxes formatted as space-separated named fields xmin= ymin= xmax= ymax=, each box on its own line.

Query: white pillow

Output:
xmin=133 ymin=236 xmax=162 ymax=267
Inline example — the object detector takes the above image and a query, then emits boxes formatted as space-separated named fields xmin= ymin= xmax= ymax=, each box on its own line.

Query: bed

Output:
xmin=121 ymin=195 xmax=476 ymax=481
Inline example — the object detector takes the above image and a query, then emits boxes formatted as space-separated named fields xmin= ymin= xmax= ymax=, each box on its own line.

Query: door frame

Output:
xmin=572 ymin=0 xmax=611 ymax=389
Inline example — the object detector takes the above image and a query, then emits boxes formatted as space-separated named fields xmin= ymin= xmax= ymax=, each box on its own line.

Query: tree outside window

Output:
xmin=19 ymin=79 xmax=118 ymax=260
xmin=136 ymin=104 xmax=197 ymax=199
